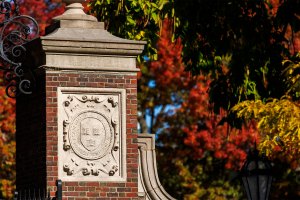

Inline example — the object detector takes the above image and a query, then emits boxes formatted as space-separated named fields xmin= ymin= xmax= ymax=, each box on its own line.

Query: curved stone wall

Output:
xmin=138 ymin=134 xmax=176 ymax=200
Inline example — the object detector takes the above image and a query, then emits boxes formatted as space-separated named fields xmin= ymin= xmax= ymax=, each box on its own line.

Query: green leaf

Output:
xmin=126 ymin=15 xmax=136 ymax=25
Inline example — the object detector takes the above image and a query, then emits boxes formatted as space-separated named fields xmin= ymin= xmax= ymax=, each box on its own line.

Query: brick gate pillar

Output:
xmin=16 ymin=1 xmax=145 ymax=199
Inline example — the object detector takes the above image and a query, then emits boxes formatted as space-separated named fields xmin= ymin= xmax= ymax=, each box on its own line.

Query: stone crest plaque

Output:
xmin=70 ymin=111 xmax=112 ymax=159
xmin=58 ymin=87 xmax=126 ymax=181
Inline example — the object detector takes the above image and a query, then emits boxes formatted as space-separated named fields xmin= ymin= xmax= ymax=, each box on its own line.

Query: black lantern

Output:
xmin=240 ymin=149 xmax=272 ymax=200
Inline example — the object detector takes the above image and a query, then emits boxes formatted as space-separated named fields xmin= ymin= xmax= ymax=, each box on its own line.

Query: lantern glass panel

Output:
xmin=243 ymin=175 xmax=259 ymax=200
xmin=258 ymin=175 xmax=269 ymax=200
xmin=241 ymin=151 xmax=273 ymax=200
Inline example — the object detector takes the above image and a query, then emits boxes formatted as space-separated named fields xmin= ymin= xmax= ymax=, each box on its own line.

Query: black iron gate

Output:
xmin=13 ymin=180 xmax=62 ymax=200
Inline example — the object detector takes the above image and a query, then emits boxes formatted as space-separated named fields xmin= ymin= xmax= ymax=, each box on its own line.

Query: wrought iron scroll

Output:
xmin=0 ymin=0 xmax=39 ymax=98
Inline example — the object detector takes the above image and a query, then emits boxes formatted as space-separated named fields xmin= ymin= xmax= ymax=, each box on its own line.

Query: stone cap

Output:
xmin=42 ymin=22 xmax=146 ymax=56
xmin=40 ymin=0 xmax=146 ymax=71
xmin=53 ymin=1 xmax=97 ymax=22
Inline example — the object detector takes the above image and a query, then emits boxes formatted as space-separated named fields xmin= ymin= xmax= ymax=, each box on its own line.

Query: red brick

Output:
xmin=87 ymin=192 xmax=99 ymax=197
xmin=126 ymin=193 xmax=137 ymax=197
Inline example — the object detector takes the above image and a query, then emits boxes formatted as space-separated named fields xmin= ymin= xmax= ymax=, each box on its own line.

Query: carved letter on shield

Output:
xmin=57 ymin=87 xmax=126 ymax=182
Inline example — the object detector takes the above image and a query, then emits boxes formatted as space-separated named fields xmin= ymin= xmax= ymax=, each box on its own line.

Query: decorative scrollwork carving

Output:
xmin=63 ymin=164 xmax=74 ymax=175
xmin=0 ymin=0 xmax=39 ymax=98
xmin=63 ymin=120 xmax=71 ymax=150
xmin=108 ymin=97 xmax=118 ymax=107
xmin=75 ymin=95 xmax=104 ymax=103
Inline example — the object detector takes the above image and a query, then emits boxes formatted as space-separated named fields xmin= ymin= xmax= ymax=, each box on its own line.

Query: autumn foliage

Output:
xmin=0 ymin=83 xmax=15 ymax=198
xmin=19 ymin=0 xmax=64 ymax=35
xmin=141 ymin=17 xmax=300 ymax=198
xmin=138 ymin=20 xmax=259 ymax=199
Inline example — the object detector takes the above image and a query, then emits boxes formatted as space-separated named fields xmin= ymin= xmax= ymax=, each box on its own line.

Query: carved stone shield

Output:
xmin=80 ymin=117 xmax=104 ymax=151
xmin=69 ymin=111 xmax=113 ymax=160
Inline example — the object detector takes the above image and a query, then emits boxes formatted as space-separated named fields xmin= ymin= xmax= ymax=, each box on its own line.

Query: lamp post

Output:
xmin=241 ymin=149 xmax=273 ymax=200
